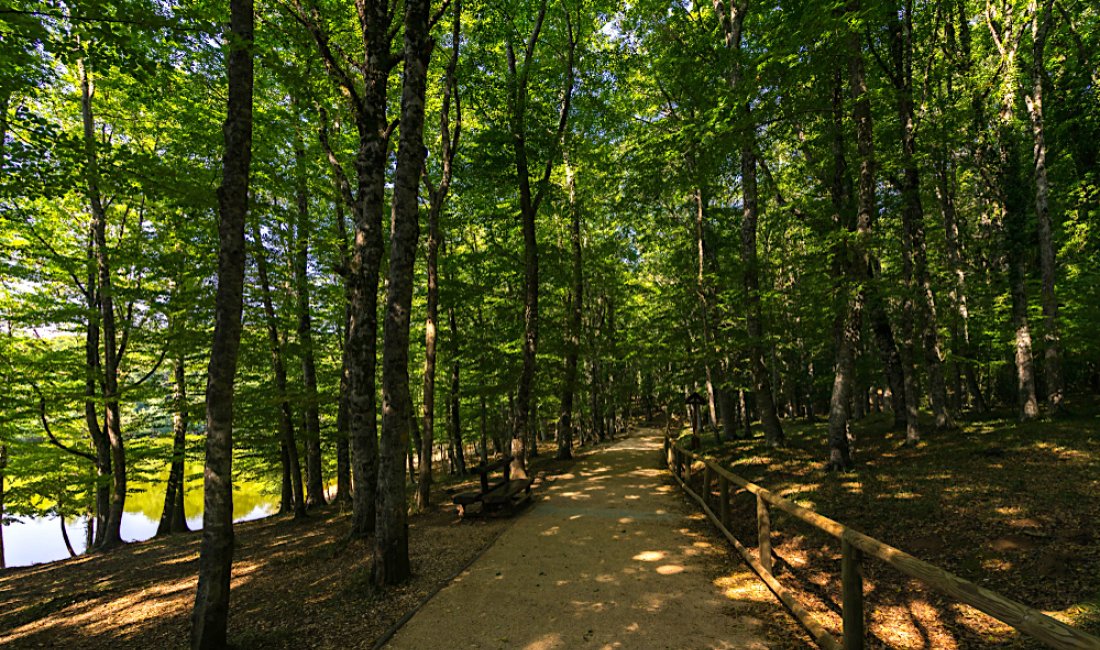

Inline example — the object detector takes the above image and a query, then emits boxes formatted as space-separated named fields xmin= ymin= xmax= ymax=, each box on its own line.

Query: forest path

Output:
xmin=385 ymin=428 xmax=783 ymax=649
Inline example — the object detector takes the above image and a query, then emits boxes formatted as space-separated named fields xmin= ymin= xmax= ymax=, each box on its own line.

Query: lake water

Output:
xmin=2 ymin=468 xmax=281 ymax=568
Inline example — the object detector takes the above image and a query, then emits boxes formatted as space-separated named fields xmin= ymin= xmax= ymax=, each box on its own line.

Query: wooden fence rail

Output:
xmin=662 ymin=434 xmax=1100 ymax=650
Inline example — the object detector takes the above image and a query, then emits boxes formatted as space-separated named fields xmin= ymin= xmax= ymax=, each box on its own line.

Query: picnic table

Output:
xmin=451 ymin=456 xmax=534 ymax=517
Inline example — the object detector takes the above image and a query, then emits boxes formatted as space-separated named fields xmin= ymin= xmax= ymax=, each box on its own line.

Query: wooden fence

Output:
xmin=663 ymin=434 xmax=1100 ymax=650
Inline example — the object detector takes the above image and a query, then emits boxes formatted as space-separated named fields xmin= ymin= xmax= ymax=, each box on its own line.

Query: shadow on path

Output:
xmin=386 ymin=430 xmax=783 ymax=649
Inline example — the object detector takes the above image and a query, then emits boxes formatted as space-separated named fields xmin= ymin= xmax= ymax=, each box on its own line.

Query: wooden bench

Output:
xmin=452 ymin=456 xmax=534 ymax=517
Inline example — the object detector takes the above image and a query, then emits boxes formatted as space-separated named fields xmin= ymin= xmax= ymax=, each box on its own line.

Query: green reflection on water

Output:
xmin=124 ymin=460 xmax=280 ymax=522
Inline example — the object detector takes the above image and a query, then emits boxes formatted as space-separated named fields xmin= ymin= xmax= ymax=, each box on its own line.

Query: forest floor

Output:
xmin=678 ymin=396 xmax=1100 ymax=648
xmin=0 ymin=442 xmax=608 ymax=649
xmin=385 ymin=428 xmax=804 ymax=649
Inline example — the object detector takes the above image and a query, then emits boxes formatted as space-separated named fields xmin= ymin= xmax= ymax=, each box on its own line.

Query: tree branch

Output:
xmin=33 ymin=384 xmax=98 ymax=463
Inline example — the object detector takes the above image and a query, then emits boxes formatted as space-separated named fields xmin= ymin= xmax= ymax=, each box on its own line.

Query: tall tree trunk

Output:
xmin=741 ymin=144 xmax=785 ymax=446
xmin=714 ymin=0 xmax=784 ymax=446
xmin=79 ymin=54 xmax=126 ymax=550
xmin=375 ymin=0 xmax=431 ymax=586
xmin=157 ymin=355 xmax=191 ymax=535
xmin=418 ymin=189 xmax=439 ymax=510
xmin=255 ymin=226 xmax=306 ymax=518
xmin=332 ymin=181 xmax=353 ymax=504
xmin=826 ymin=63 xmax=858 ymax=470
xmin=693 ymin=187 xmax=722 ymax=434
xmin=299 ymin=0 xmax=396 ymax=539
xmin=190 ymin=0 xmax=252 ymax=642
xmin=448 ymin=307 xmax=466 ymax=475
xmin=557 ymin=151 xmax=583 ymax=460
xmin=479 ymin=394 xmax=489 ymax=464
xmin=83 ymin=246 xmax=111 ymax=546
xmin=986 ymin=15 xmax=1040 ymax=421
xmin=828 ymin=9 xmax=878 ymax=468
xmin=866 ymin=283 xmax=908 ymax=426
xmin=292 ymin=129 xmax=326 ymax=507
xmin=1026 ymin=0 xmax=1062 ymax=413
xmin=509 ymin=2 xmax=575 ymax=479
xmin=891 ymin=0 xmax=953 ymax=431
xmin=417 ymin=3 xmax=462 ymax=507
xmin=935 ymin=156 xmax=988 ymax=413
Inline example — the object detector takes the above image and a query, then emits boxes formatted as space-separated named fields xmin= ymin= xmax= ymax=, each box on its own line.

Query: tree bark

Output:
xmin=79 ymin=54 xmax=127 ymax=550
xmin=374 ymin=0 xmax=431 ymax=586
xmin=826 ymin=62 xmax=858 ymax=470
xmin=448 ymin=306 xmax=466 ymax=474
xmin=1026 ymin=0 xmax=1063 ymax=413
xmin=291 ymin=128 xmax=326 ymax=507
xmin=190 ymin=0 xmax=252 ymax=642
xmin=255 ymin=226 xmax=307 ymax=518
xmin=157 ymin=355 xmax=191 ymax=535
xmin=985 ymin=14 xmax=1040 ymax=420
xmin=935 ymin=154 xmax=988 ymax=413
xmin=557 ymin=150 xmax=583 ymax=460
xmin=509 ymin=2 xmax=575 ymax=479
xmin=82 ymin=238 xmax=111 ymax=546
xmin=297 ymin=0 xmax=396 ymax=539
xmin=332 ymin=175 xmax=353 ymax=504
xmin=890 ymin=0 xmax=953 ymax=431
xmin=479 ymin=393 xmax=489 ymax=464
xmin=714 ymin=0 xmax=784 ymax=446
xmin=417 ymin=3 xmax=462 ymax=508
xmin=418 ymin=186 xmax=439 ymax=509
xmin=827 ymin=7 xmax=878 ymax=468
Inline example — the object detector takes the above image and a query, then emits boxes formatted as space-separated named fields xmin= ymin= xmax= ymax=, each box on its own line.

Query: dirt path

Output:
xmin=385 ymin=429 xmax=787 ymax=650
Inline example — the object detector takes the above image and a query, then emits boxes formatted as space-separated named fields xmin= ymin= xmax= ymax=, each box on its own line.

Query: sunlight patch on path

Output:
xmin=384 ymin=429 xmax=783 ymax=650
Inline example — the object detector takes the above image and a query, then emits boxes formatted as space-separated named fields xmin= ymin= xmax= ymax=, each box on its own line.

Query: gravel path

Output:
xmin=385 ymin=429 xmax=781 ymax=649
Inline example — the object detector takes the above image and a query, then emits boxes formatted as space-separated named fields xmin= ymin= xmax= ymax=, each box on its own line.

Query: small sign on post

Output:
xmin=685 ymin=391 xmax=706 ymax=450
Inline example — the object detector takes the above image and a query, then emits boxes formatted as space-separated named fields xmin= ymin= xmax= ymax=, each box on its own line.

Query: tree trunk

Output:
xmin=715 ymin=0 xmax=784 ymax=447
xmin=417 ymin=3 xmax=462 ymax=506
xmin=190 ymin=0 xmax=252 ymax=642
xmin=291 ymin=128 xmax=326 ymax=508
xmin=985 ymin=1 xmax=1034 ymax=422
xmin=935 ymin=154 xmax=988 ymax=413
xmin=557 ymin=151 xmax=583 ymax=461
xmin=1026 ymin=1 xmax=1062 ymax=413
xmin=891 ymin=0 xmax=953 ymax=431
xmin=83 ymin=245 xmax=111 ymax=547
xmin=61 ymin=514 xmax=77 ymax=558
xmin=255 ymin=226 xmax=306 ymax=518
xmin=827 ymin=10 xmax=877 ymax=468
xmin=418 ymin=146 xmax=441 ymax=511
xmin=509 ymin=2 xmax=575 ymax=479
xmin=826 ymin=62 xmax=858 ymax=470
xmin=987 ymin=18 xmax=1040 ymax=421
xmin=479 ymin=394 xmax=489 ymax=464
xmin=79 ymin=54 xmax=126 ymax=551
xmin=157 ymin=355 xmax=191 ymax=535
xmin=741 ymin=143 xmax=785 ymax=446
xmin=333 ymin=186 xmax=353 ymax=504
xmin=374 ymin=0 xmax=430 ymax=585
xmin=448 ymin=307 xmax=466 ymax=475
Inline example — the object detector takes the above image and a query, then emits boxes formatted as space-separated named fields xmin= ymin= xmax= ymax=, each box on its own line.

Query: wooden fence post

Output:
xmin=719 ymin=476 xmax=730 ymax=530
xmin=842 ymin=537 xmax=864 ymax=650
xmin=757 ymin=493 xmax=772 ymax=574
xmin=702 ymin=465 xmax=713 ymax=507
